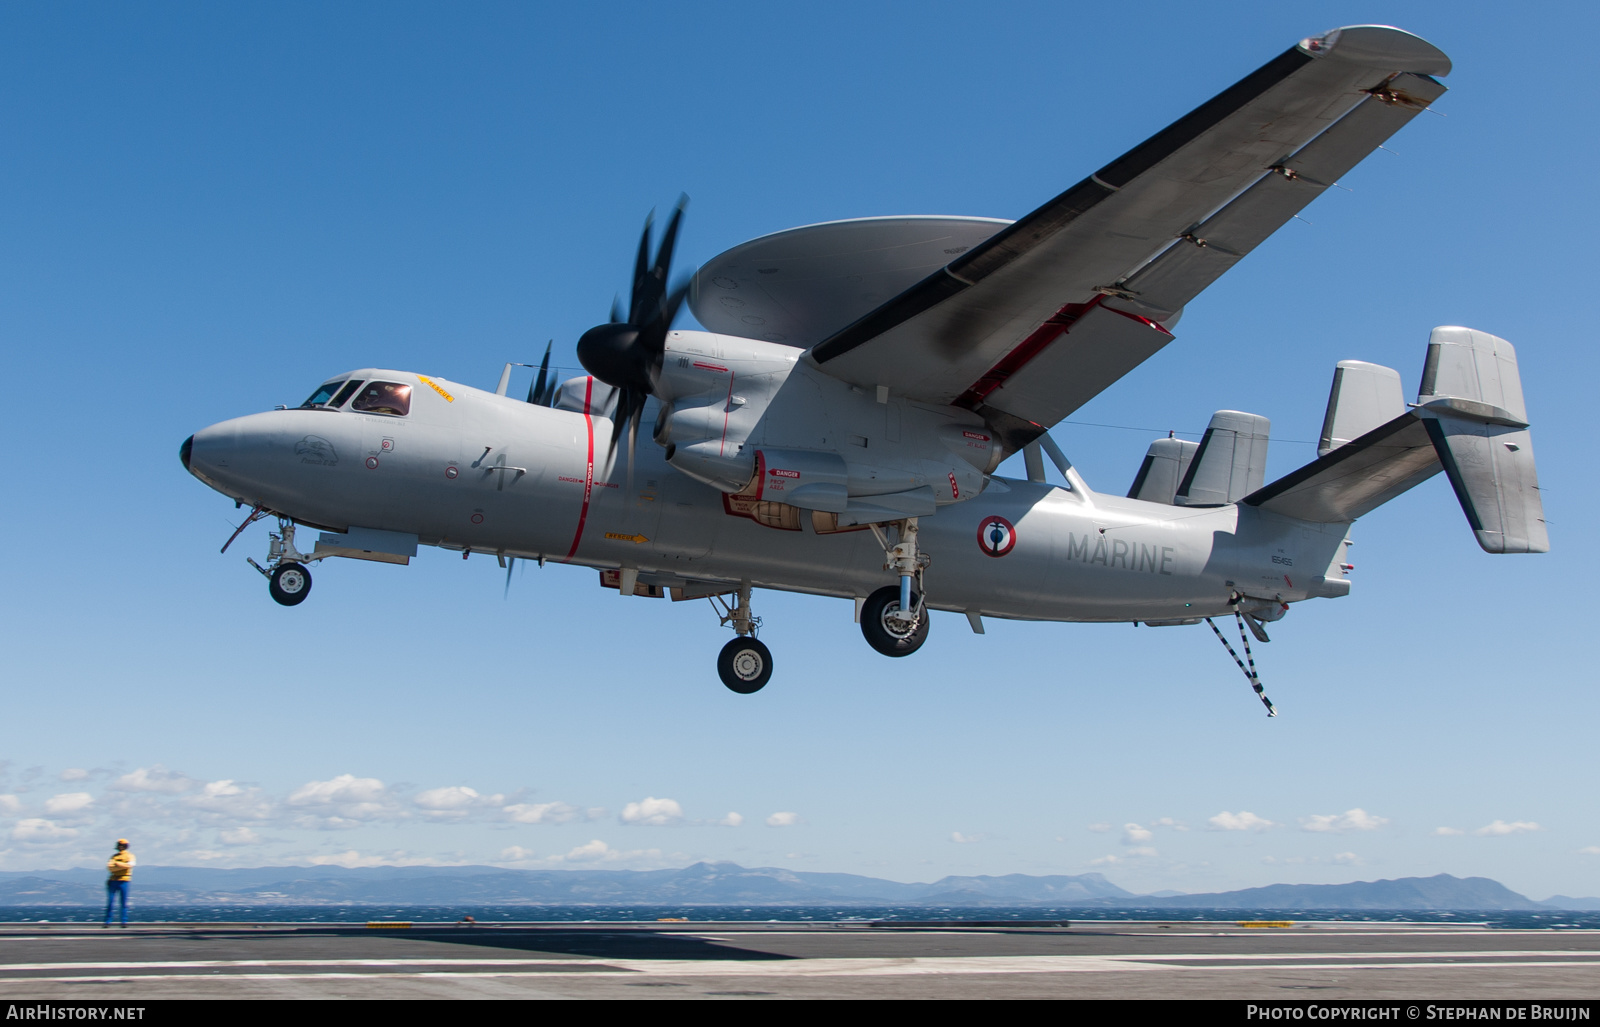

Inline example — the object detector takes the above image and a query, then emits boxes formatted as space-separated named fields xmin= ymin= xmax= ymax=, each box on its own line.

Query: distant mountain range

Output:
xmin=0 ymin=863 xmax=1593 ymax=910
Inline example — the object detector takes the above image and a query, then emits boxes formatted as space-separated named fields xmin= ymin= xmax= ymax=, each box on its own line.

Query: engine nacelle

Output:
xmin=651 ymin=330 xmax=996 ymax=520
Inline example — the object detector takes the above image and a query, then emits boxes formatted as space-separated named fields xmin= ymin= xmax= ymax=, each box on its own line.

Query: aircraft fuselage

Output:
xmin=183 ymin=371 xmax=1348 ymax=624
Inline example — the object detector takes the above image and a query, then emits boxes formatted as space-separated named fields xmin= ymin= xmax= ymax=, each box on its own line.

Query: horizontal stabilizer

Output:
xmin=1128 ymin=437 xmax=1198 ymax=504
xmin=1246 ymin=327 xmax=1547 ymax=554
xmin=1245 ymin=412 xmax=1441 ymax=522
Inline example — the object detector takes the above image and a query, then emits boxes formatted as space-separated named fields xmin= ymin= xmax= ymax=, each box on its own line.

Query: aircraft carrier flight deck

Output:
xmin=1 ymin=919 xmax=1597 ymax=1000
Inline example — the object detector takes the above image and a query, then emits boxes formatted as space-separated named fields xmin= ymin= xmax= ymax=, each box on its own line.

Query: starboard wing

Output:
xmin=806 ymin=25 xmax=1451 ymax=449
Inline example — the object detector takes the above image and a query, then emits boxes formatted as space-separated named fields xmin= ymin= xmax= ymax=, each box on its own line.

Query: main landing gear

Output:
xmin=710 ymin=583 xmax=772 ymax=694
xmin=861 ymin=517 xmax=931 ymax=657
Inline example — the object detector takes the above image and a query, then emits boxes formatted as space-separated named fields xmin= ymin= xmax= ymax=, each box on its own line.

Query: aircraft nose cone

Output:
xmin=180 ymin=434 xmax=194 ymax=473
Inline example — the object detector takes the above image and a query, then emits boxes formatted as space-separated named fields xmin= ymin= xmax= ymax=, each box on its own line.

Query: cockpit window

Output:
xmin=350 ymin=381 xmax=412 ymax=416
xmin=300 ymin=380 xmax=346 ymax=408
xmin=331 ymin=380 xmax=364 ymax=407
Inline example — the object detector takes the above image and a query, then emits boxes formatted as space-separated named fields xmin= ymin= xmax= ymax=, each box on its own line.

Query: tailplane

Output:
xmin=1244 ymin=327 xmax=1547 ymax=553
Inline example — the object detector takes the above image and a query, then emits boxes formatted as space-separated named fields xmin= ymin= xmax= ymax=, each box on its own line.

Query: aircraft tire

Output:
xmin=861 ymin=584 xmax=929 ymax=657
xmin=718 ymin=637 xmax=772 ymax=694
xmin=269 ymin=562 xmax=313 ymax=607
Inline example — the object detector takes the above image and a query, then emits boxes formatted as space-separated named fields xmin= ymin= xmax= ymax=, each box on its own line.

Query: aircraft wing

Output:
xmin=806 ymin=26 xmax=1450 ymax=449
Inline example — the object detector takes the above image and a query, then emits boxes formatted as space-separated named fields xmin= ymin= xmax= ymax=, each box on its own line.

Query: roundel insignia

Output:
xmin=977 ymin=515 xmax=1016 ymax=557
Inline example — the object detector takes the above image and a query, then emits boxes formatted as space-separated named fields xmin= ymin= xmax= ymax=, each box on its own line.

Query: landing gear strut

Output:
xmin=711 ymin=583 xmax=772 ymax=693
xmin=862 ymin=518 xmax=931 ymax=656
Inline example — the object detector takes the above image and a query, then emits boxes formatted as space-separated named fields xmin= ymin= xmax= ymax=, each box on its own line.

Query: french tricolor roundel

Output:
xmin=977 ymin=515 xmax=1016 ymax=558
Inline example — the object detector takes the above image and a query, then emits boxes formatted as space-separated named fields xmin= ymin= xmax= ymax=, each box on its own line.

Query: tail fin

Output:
xmin=1244 ymin=327 xmax=1547 ymax=554
xmin=1174 ymin=411 xmax=1271 ymax=506
xmin=1417 ymin=327 xmax=1546 ymax=553
xmin=1127 ymin=437 xmax=1198 ymax=503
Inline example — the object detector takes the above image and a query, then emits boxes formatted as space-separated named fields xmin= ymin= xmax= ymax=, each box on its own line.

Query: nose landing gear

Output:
xmin=710 ymin=583 xmax=771 ymax=693
xmin=243 ymin=516 xmax=323 ymax=607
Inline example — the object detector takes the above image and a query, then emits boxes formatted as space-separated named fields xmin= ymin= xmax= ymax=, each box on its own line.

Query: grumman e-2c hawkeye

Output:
xmin=181 ymin=26 xmax=1546 ymax=701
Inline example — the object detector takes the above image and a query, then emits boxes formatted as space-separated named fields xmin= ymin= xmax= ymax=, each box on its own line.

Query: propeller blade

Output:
xmin=610 ymin=294 xmax=625 ymax=325
xmin=630 ymin=210 xmax=655 ymax=323
xmin=603 ymin=387 xmax=627 ymax=467
xmin=645 ymin=196 xmax=688 ymax=321
xmin=504 ymin=556 xmax=515 ymax=599
xmin=527 ymin=341 xmax=552 ymax=405
xmin=626 ymin=401 xmax=641 ymax=496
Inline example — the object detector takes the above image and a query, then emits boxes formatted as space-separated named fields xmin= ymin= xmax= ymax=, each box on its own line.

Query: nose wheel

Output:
xmin=269 ymin=562 xmax=313 ymax=606
xmin=717 ymin=636 xmax=772 ymax=694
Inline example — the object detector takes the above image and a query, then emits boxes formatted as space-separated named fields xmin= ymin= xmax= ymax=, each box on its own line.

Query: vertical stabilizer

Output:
xmin=1319 ymin=360 xmax=1405 ymax=456
xmin=1175 ymin=411 xmax=1270 ymax=506
xmin=1128 ymin=437 xmax=1198 ymax=503
xmin=1416 ymin=327 xmax=1547 ymax=553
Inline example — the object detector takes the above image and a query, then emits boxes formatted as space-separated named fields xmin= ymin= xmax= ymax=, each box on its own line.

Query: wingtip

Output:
xmin=1300 ymin=25 xmax=1452 ymax=78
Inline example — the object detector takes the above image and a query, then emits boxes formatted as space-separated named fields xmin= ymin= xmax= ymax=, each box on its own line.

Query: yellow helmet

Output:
xmin=116 ymin=839 xmax=129 ymax=846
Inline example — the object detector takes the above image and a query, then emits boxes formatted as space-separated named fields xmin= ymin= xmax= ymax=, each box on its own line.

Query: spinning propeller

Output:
xmin=576 ymin=196 xmax=691 ymax=477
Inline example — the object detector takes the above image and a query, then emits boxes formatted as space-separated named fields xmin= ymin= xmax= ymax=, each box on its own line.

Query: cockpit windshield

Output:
xmin=300 ymin=381 xmax=344 ymax=408
xmin=350 ymin=381 xmax=412 ymax=416
xmin=299 ymin=379 xmax=365 ymax=409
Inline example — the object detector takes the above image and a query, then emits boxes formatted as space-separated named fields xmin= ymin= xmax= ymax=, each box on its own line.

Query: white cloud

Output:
xmin=1579 ymin=846 xmax=1600 ymax=856
xmin=12 ymin=818 xmax=77 ymax=844
xmin=503 ymin=801 xmax=579 ymax=825
xmin=218 ymin=828 xmax=262 ymax=846
xmin=1332 ymin=852 xmax=1363 ymax=866
xmin=287 ymin=775 xmax=400 ymax=824
xmin=1209 ymin=811 xmax=1275 ymax=832
xmin=112 ymin=765 xmax=197 ymax=794
xmin=1153 ymin=817 xmax=1187 ymax=831
xmin=1125 ymin=846 xmax=1157 ymax=857
xmin=1301 ymin=809 xmax=1388 ymax=833
xmin=289 ymin=774 xmax=388 ymax=806
xmin=1474 ymin=820 xmax=1540 ymax=836
xmin=765 ymin=812 xmax=800 ymax=828
xmin=556 ymin=839 xmax=662 ymax=864
xmin=59 ymin=769 xmax=89 ymax=782
xmin=1087 ymin=823 xmax=1111 ymax=833
xmin=1433 ymin=827 xmax=1464 ymax=836
xmin=951 ymin=832 xmax=982 ymax=844
xmin=43 ymin=792 xmax=93 ymax=815
xmin=619 ymin=797 xmax=684 ymax=826
xmin=0 ymin=795 xmax=23 ymax=816
xmin=183 ymin=780 xmax=274 ymax=821
xmin=308 ymin=850 xmax=389 ymax=868
xmin=414 ymin=786 xmax=482 ymax=811
xmin=1122 ymin=823 xmax=1153 ymax=845
xmin=718 ymin=813 xmax=743 ymax=827
xmin=1088 ymin=854 xmax=1121 ymax=866
xmin=412 ymin=786 xmax=504 ymax=818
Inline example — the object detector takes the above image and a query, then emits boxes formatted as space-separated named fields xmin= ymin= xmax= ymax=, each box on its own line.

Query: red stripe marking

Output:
xmin=563 ymin=377 xmax=596 ymax=561
xmin=954 ymin=296 xmax=1172 ymax=410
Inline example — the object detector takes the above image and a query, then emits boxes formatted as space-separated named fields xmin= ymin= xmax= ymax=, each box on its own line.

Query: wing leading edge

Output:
xmin=807 ymin=25 xmax=1451 ymax=450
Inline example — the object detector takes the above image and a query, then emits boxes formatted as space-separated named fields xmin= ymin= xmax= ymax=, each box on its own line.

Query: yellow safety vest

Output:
xmin=107 ymin=851 xmax=134 ymax=882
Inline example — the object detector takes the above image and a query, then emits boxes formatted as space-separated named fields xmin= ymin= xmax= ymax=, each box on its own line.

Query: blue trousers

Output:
xmin=104 ymin=880 xmax=129 ymax=925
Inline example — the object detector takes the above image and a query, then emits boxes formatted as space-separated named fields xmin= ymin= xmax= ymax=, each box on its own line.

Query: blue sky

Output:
xmin=1 ymin=1 xmax=1596 ymax=899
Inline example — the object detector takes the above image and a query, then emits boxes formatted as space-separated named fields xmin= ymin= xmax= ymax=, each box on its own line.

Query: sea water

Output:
xmin=5 ymin=905 xmax=1597 ymax=929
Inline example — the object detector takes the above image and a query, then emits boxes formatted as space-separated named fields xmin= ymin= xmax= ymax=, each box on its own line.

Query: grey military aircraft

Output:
xmin=181 ymin=25 xmax=1545 ymax=702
